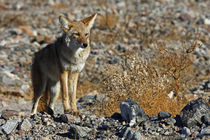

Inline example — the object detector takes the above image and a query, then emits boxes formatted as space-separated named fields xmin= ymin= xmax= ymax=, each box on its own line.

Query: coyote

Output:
xmin=31 ymin=13 xmax=97 ymax=115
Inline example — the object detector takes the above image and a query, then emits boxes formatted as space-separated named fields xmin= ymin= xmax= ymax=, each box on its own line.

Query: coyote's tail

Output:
xmin=37 ymin=91 xmax=54 ymax=115
xmin=37 ymin=91 xmax=48 ymax=112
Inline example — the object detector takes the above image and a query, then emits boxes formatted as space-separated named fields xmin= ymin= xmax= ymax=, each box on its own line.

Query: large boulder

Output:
xmin=120 ymin=99 xmax=149 ymax=126
xmin=180 ymin=98 xmax=209 ymax=127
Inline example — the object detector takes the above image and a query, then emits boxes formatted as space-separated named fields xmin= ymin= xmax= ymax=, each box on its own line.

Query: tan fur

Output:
xmin=31 ymin=13 xmax=97 ymax=115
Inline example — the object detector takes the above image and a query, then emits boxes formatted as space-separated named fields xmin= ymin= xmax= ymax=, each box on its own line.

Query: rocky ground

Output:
xmin=0 ymin=0 xmax=209 ymax=139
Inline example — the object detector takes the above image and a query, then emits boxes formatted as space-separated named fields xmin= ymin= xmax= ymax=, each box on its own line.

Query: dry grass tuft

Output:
xmin=96 ymin=41 xmax=204 ymax=117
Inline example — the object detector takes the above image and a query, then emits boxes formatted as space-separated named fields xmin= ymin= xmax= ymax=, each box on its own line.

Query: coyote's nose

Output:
xmin=82 ymin=43 xmax=88 ymax=48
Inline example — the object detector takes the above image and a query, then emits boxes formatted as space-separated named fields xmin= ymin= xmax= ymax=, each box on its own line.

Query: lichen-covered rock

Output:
xmin=180 ymin=98 xmax=210 ymax=127
xmin=1 ymin=119 xmax=18 ymax=134
xmin=120 ymin=99 xmax=149 ymax=126
xmin=19 ymin=119 xmax=32 ymax=131
xmin=158 ymin=111 xmax=171 ymax=120
xmin=69 ymin=124 xmax=92 ymax=138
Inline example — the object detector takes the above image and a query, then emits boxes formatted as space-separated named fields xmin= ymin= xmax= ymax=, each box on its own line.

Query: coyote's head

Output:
xmin=59 ymin=13 xmax=97 ymax=49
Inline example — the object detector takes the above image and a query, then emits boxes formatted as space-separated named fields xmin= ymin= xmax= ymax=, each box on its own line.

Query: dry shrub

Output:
xmin=77 ymin=81 xmax=101 ymax=99
xmin=98 ymin=41 xmax=202 ymax=117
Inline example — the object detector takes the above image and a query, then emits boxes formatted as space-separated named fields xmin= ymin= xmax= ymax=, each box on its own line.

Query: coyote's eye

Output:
xmin=85 ymin=33 xmax=88 ymax=37
xmin=73 ymin=32 xmax=80 ymax=37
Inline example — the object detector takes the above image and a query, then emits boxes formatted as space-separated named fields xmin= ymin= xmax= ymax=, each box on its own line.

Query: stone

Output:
xmin=165 ymin=118 xmax=176 ymax=126
xmin=69 ymin=124 xmax=92 ymax=138
xmin=0 ymin=40 xmax=7 ymax=47
xmin=199 ymin=127 xmax=210 ymax=137
xmin=1 ymin=109 xmax=19 ymax=120
xmin=120 ymin=127 xmax=131 ymax=137
xmin=179 ymin=13 xmax=191 ymax=21
xmin=0 ymin=127 xmax=3 ymax=135
xmin=1 ymin=119 xmax=19 ymax=134
xmin=0 ymin=70 xmax=22 ymax=86
xmin=8 ymin=28 xmax=22 ymax=35
xmin=180 ymin=98 xmax=209 ymax=127
xmin=204 ymin=18 xmax=210 ymax=25
xmin=202 ymin=113 xmax=210 ymax=125
xmin=150 ymin=115 xmax=158 ymax=121
xmin=158 ymin=111 xmax=171 ymax=120
xmin=78 ymin=94 xmax=96 ymax=105
xmin=60 ymin=114 xmax=77 ymax=123
xmin=0 ymin=119 xmax=3 ymax=125
xmin=142 ymin=120 xmax=152 ymax=130
xmin=19 ymin=119 xmax=32 ymax=131
xmin=126 ymin=129 xmax=143 ymax=140
xmin=111 ymin=112 xmax=122 ymax=121
xmin=120 ymin=99 xmax=148 ymax=126
xmin=120 ymin=127 xmax=143 ymax=140
xmin=181 ymin=127 xmax=191 ymax=137
xmin=168 ymin=91 xmax=175 ymax=99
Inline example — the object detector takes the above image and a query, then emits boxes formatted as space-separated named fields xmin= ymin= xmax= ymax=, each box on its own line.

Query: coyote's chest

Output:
xmin=60 ymin=47 xmax=90 ymax=72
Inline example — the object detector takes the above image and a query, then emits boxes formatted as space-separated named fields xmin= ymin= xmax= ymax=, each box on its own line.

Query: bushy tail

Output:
xmin=37 ymin=92 xmax=48 ymax=112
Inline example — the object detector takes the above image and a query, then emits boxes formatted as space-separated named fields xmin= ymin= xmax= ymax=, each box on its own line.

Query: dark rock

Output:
xmin=202 ymin=113 xmax=210 ymax=125
xmin=120 ymin=127 xmax=143 ymax=140
xmin=1 ymin=119 xmax=18 ymax=134
xmin=199 ymin=127 xmax=210 ymax=138
xmin=158 ymin=111 xmax=171 ymax=120
xmin=116 ymin=44 xmax=126 ymax=53
xmin=69 ymin=124 xmax=92 ymax=138
xmin=120 ymin=99 xmax=148 ymax=126
xmin=119 ymin=127 xmax=131 ymax=137
xmin=1 ymin=109 xmax=19 ymax=120
xmin=60 ymin=114 xmax=77 ymax=123
xmin=165 ymin=118 xmax=176 ymax=126
xmin=181 ymin=127 xmax=191 ymax=137
xmin=180 ymin=98 xmax=210 ymax=127
xmin=150 ymin=115 xmax=158 ymax=121
xmin=179 ymin=13 xmax=191 ymax=22
xmin=174 ymin=115 xmax=183 ymax=127
xmin=78 ymin=95 xmax=96 ymax=105
xmin=142 ymin=120 xmax=153 ymax=131
xmin=126 ymin=129 xmax=143 ymax=140
xmin=111 ymin=112 xmax=123 ymax=121
xmin=108 ymin=58 xmax=118 ymax=64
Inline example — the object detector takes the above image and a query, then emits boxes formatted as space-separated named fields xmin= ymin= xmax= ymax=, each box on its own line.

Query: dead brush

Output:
xmin=97 ymin=41 xmax=203 ymax=117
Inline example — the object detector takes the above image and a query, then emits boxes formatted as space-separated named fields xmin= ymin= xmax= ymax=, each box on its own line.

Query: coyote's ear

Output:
xmin=59 ymin=15 xmax=72 ymax=31
xmin=82 ymin=13 xmax=97 ymax=30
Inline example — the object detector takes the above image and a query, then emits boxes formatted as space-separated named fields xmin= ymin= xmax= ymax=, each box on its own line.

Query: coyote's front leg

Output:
xmin=60 ymin=71 xmax=71 ymax=113
xmin=68 ymin=72 xmax=79 ymax=115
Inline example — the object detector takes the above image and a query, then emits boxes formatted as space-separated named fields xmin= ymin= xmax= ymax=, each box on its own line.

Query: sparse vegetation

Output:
xmin=94 ymin=41 xmax=206 ymax=117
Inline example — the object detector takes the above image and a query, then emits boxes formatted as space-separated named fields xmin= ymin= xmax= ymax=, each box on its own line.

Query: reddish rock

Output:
xmin=179 ymin=13 xmax=191 ymax=21
xmin=2 ymin=109 xmax=19 ymax=120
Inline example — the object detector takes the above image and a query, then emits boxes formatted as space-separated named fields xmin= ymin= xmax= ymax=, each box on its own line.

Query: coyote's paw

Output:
xmin=64 ymin=109 xmax=80 ymax=116
xmin=72 ymin=110 xmax=80 ymax=116
xmin=64 ymin=109 xmax=71 ymax=114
